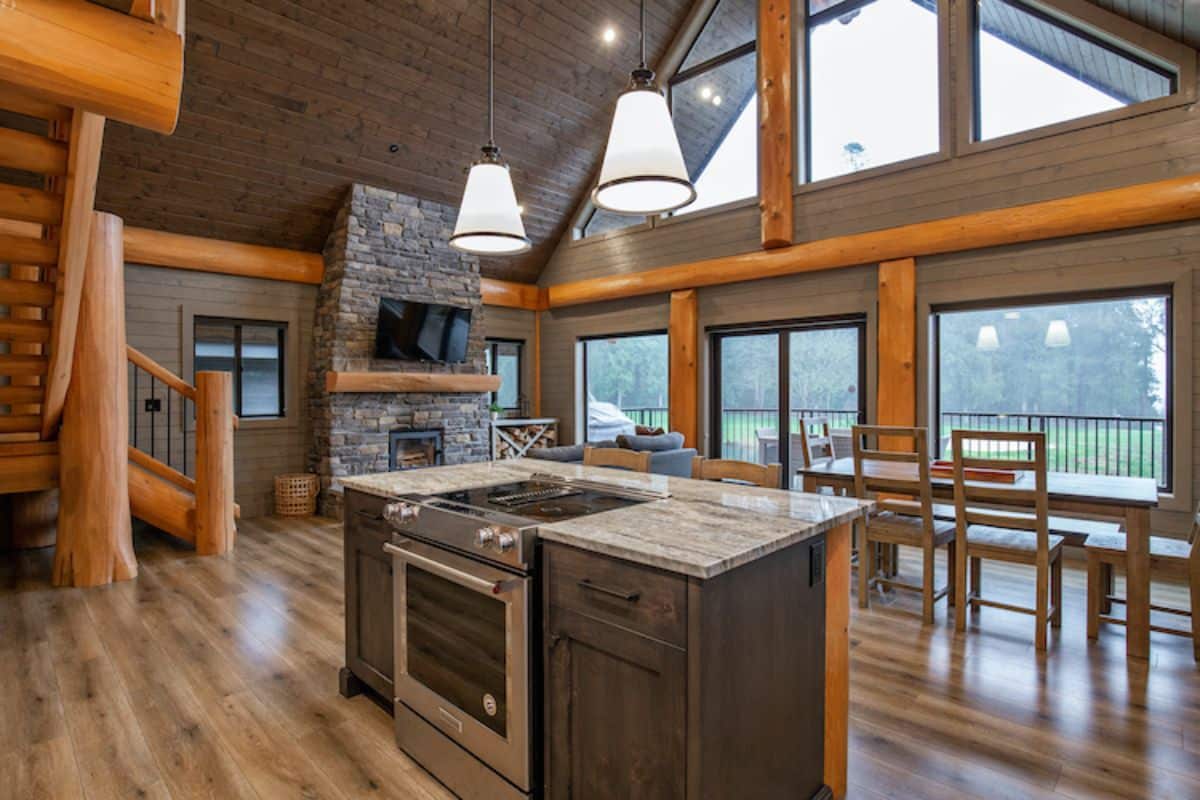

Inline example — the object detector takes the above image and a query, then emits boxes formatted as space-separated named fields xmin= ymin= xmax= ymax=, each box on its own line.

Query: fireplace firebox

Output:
xmin=389 ymin=430 xmax=443 ymax=471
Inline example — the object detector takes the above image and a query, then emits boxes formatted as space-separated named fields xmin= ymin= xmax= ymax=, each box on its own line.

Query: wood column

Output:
xmin=5 ymin=491 xmax=58 ymax=549
xmin=533 ymin=310 xmax=543 ymax=416
xmin=195 ymin=370 xmax=235 ymax=555
xmin=53 ymin=212 xmax=135 ymax=587
xmin=758 ymin=0 xmax=793 ymax=249
xmin=668 ymin=289 xmax=699 ymax=448
xmin=877 ymin=258 xmax=917 ymax=448
xmin=824 ymin=520 xmax=851 ymax=798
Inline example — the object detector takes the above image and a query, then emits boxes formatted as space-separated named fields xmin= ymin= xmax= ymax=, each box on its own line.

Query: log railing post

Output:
xmin=53 ymin=211 xmax=135 ymax=586
xmin=194 ymin=370 xmax=235 ymax=555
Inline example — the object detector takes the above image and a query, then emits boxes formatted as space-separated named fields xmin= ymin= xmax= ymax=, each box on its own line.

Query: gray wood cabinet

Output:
xmin=340 ymin=489 xmax=394 ymax=701
xmin=543 ymin=540 xmax=830 ymax=800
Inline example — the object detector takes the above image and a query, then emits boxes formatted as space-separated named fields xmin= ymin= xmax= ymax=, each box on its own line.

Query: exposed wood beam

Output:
xmin=0 ymin=354 xmax=48 ymax=376
xmin=668 ymin=289 xmax=699 ymax=448
xmin=124 ymin=226 xmax=325 ymax=284
xmin=546 ymin=173 xmax=1200 ymax=307
xmin=41 ymin=110 xmax=104 ymax=440
xmin=128 ymin=445 xmax=195 ymax=493
xmin=480 ymin=277 xmax=548 ymax=310
xmin=758 ymin=0 xmax=793 ymax=249
xmin=129 ymin=460 xmax=194 ymax=543
xmin=876 ymin=258 xmax=916 ymax=451
xmin=0 ymin=0 xmax=183 ymax=134
xmin=0 ymin=183 xmax=63 ymax=226
xmin=0 ymin=277 xmax=55 ymax=307
xmin=0 ymin=450 xmax=58 ymax=493
xmin=0 ymin=128 xmax=68 ymax=175
xmin=0 ymin=318 xmax=51 ymax=342
xmin=533 ymin=311 xmax=543 ymax=416
xmin=0 ymin=219 xmax=43 ymax=238
xmin=0 ymin=80 xmax=72 ymax=122
xmin=325 ymin=371 xmax=502 ymax=393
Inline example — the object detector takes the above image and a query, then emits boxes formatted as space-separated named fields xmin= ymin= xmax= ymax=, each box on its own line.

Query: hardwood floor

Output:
xmin=1 ymin=516 xmax=1197 ymax=800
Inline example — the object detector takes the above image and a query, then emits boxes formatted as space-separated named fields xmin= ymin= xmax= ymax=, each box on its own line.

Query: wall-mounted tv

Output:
xmin=374 ymin=298 xmax=472 ymax=363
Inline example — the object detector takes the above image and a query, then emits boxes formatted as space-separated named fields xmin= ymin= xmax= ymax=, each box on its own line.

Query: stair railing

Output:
xmin=126 ymin=345 xmax=236 ymax=553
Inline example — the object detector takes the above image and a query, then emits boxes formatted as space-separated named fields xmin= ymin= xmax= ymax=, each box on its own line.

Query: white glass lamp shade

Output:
xmin=976 ymin=325 xmax=1000 ymax=351
xmin=1044 ymin=319 xmax=1071 ymax=348
xmin=594 ymin=88 xmax=696 ymax=215
xmin=450 ymin=158 xmax=531 ymax=255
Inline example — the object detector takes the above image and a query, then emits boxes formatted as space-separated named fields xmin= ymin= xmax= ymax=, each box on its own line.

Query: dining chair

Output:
xmin=852 ymin=425 xmax=956 ymax=624
xmin=1085 ymin=502 xmax=1199 ymax=661
xmin=583 ymin=446 xmax=652 ymax=473
xmin=691 ymin=456 xmax=781 ymax=489
xmin=951 ymin=430 xmax=1062 ymax=651
xmin=795 ymin=416 xmax=836 ymax=469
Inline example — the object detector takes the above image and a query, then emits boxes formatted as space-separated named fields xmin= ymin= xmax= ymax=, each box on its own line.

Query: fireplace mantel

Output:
xmin=325 ymin=371 xmax=502 ymax=393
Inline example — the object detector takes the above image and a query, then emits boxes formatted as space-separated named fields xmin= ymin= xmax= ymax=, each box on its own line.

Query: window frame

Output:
xmin=930 ymin=286 xmax=1174 ymax=492
xmin=579 ymin=329 xmax=671 ymax=442
xmin=485 ymin=337 xmax=524 ymax=413
xmin=795 ymin=0 xmax=952 ymax=192
xmin=956 ymin=0 xmax=1195 ymax=156
xmin=708 ymin=314 xmax=868 ymax=482
xmin=193 ymin=315 xmax=288 ymax=420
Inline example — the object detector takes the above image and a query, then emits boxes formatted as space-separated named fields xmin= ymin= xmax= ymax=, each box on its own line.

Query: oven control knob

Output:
xmin=476 ymin=526 xmax=499 ymax=548
xmin=496 ymin=532 xmax=516 ymax=552
xmin=384 ymin=502 xmax=419 ymax=525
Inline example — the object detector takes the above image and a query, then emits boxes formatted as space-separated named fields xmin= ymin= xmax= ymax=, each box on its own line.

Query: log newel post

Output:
xmin=194 ymin=370 xmax=235 ymax=555
xmin=53 ymin=212 xmax=136 ymax=587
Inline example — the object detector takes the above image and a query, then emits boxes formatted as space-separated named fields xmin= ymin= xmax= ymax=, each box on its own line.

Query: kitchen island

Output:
xmin=340 ymin=459 xmax=868 ymax=800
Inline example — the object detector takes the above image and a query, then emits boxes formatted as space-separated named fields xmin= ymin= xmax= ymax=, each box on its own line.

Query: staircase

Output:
xmin=126 ymin=346 xmax=239 ymax=546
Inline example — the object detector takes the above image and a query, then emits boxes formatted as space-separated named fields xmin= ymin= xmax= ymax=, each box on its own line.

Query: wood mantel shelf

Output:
xmin=325 ymin=371 xmax=501 ymax=393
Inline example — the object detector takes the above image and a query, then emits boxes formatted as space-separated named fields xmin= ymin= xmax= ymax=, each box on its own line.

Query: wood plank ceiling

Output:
xmin=75 ymin=0 xmax=1200 ymax=284
xmin=92 ymin=0 xmax=694 ymax=283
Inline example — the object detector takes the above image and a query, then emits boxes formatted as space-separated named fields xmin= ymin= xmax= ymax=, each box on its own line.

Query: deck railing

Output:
xmin=940 ymin=411 xmax=1167 ymax=488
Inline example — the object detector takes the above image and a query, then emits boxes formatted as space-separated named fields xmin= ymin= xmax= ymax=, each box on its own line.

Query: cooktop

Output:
xmin=429 ymin=478 xmax=661 ymax=523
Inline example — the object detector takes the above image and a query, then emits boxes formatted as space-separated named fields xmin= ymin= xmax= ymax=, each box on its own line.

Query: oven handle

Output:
xmin=383 ymin=541 xmax=521 ymax=596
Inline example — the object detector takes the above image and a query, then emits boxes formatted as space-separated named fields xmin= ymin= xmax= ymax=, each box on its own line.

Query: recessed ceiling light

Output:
xmin=712 ymin=95 xmax=722 ymax=106
xmin=517 ymin=204 xmax=525 ymax=214
xmin=602 ymin=26 xmax=617 ymax=43
xmin=700 ymin=86 xmax=712 ymax=99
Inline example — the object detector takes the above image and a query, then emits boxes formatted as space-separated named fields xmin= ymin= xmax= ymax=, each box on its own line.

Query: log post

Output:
xmin=53 ymin=212 xmax=135 ymax=586
xmin=5 ymin=490 xmax=59 ymax=549
xmin=194 ymin=370 xmax=235 ymax=555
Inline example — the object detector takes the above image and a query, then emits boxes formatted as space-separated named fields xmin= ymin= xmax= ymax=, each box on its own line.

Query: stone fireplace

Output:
xmin=309 ymin=184 xmax=491 ymax=517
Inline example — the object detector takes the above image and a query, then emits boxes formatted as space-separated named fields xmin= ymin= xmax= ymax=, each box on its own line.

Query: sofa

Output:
xmin=526 ymin=432 xmax=697 ymax=478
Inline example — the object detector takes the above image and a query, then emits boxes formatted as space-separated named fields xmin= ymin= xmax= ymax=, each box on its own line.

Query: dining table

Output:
xmin=797 ymin=457 xmax=1161 ymax=660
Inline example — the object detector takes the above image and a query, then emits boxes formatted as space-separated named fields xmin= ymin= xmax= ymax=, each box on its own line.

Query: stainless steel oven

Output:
xmin=385 ymin=536 xmax=533 ymax=798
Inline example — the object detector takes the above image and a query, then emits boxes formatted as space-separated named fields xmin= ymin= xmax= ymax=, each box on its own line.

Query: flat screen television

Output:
xmin=374 ymin=298 xmax=472 ymax=363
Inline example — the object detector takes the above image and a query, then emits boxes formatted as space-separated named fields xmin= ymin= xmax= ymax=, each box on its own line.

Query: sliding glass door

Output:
xmin=712 ymin=317 xmax=865 ymax=487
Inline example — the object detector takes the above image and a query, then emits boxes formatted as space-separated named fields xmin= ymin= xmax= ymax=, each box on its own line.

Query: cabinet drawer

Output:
xmin=546 ymin=543 xmax=687 ymax=649
xmin=346 ymin=490 xmax=390 ymax=535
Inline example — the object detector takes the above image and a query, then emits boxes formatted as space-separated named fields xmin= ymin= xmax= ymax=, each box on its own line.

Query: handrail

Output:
xmin=126 ymin=345 xmax=195 ymax=399
xmin=128 ymin=445 xmax=195 ymax=493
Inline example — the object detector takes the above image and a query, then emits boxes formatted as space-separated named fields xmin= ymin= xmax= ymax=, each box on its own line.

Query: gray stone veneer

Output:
xmin=308 ymin=184 xmax=491 ymax=517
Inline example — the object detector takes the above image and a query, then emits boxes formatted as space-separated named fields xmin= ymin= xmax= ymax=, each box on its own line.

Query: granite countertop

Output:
xmin=338 ymin=459 xmax=871 ymax=579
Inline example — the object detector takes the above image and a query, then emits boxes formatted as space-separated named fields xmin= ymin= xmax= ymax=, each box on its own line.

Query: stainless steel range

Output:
xmin=380 ymin=474 xmax=666 ymax=800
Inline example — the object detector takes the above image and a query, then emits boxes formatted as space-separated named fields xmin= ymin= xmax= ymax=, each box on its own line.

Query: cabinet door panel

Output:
xmin=345 ymin=523 xmax=394 ymax=698
xmin=547 ymin=606 xmax=686 ymax=800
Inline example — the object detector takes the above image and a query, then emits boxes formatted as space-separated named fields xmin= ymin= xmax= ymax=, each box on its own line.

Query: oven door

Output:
xmin=384 ymin=538 xmax=531 ymax=792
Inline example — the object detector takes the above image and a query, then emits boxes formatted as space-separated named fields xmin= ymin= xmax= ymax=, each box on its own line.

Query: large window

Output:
xmin=579 ymin=207 xmax=642 ymax=239
xmin=712 ymin=318 xmax=865 ymax=487
xmin=581 ymin=332 xmax=669 ymax=441
xmin=485 ymin=339 xmax=523 ymax=414
xmin=934 ymin=291 xmax=1171 ymax=488
xmin=805 ymin=0 xmax=940 ymax=183
xmin=974 ymin=0 xmax=1175 ymax=141
xmin=669 ymin=0 xmax=757 ymax=215
xmin=194 ymin=317 xmax=287 ymax=418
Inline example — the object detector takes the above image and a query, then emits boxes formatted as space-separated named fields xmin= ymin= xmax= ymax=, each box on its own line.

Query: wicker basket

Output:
xmin=274 ymin=473 xmax=319 ymax=517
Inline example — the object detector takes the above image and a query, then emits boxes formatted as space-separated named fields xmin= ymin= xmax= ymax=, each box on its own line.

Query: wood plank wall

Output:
xmin=482 ymin=306 xmax=537 ymax=416
xmin=124 ymin=264 xmax=317 ymax=519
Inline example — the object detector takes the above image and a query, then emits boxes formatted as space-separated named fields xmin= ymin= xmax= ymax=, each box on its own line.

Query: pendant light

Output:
xmin=449 ymin=0 xmax=531 ymax=255
xmin=592 ymin=0 xmax=696 ymax=216
xmin=976 ymin=325 xmax=1000 ymax=351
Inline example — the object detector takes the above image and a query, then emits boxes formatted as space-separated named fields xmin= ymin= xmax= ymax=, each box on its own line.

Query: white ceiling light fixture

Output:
xmin=712 ymin=95 xmax=722 ymax=106
xmin=603 ymin=26 xmax=617 ymax=44
xmin=1045 ymin=319 xmax=1071 ymax=348
xmin=592 ymin=0 xmax=696 ymax=216
xmin=449 ymin=0 xmax=531 ymax=256
xmin=976 ymin=325 xmax=1000 ymax=351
